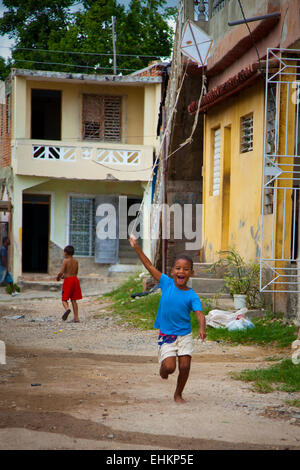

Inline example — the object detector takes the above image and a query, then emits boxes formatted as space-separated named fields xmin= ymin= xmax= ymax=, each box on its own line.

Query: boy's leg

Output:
xmin=174 ymin=355 xmax=191 ymax=404
xmin=9 ymin=282 xmax=15 ymax=293
xmin=62 ymin=300 xmax=71 ymax=321
xmin=71 ymin=300 xmax=79 ymax=322
xmin=159 ymin=356 xmax=176 ymax=379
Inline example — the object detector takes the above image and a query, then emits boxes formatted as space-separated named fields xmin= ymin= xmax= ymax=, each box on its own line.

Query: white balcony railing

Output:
xmin=14 ymin=140 xmax=152 ymax=182
xmin=33 ymin=144 xmax=141 ymax=165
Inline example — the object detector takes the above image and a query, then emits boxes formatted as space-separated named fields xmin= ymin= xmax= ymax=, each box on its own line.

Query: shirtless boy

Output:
xmin=56 ymin=245 xmax=82 ymax=322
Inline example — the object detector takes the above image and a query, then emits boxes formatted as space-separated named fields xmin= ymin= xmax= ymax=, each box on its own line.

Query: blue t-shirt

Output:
xmin=154 ymin=273 xmax=202 ymax=336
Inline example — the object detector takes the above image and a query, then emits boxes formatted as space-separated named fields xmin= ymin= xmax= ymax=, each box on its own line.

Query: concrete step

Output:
xmin=17 ymin=273 xmax=131 ymax=293
xmin=118 ymin=257 xmax=140 ymax=265
xmin=190 ymin=277 xmax=226 ymax=293
xmin=196 ymin=293 xmax=235 ymax=311
xmin=118 ymin=251 xmax=137 ymax=259
xmin=193 ymin=262 xmax=226 ymax=278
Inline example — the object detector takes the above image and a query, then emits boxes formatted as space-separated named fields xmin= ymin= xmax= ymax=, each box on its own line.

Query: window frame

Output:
xmin=82 ymin=93 xmax=122 ymax=143
xmin=240 ymin=112 xmax=254 ymax=154
xmin=68 ymin=194 xmax=96 ymax=257
xmin=210 ymin=126 xmax=221 ymax=196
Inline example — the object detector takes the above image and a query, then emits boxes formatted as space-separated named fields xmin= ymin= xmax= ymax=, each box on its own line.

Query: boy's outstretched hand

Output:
xmin=129 ymin=234 xmax=138 ymax=250
xmin=128 ymin=234 xmax=162 ymax=282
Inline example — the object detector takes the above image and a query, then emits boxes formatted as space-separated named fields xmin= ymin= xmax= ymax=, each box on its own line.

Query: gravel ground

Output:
xmin=0 ymin=290 xmax=300 ymax=451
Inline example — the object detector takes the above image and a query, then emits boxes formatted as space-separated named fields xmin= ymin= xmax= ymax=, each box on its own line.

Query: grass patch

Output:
xmin=205 ymin=313 xmax=297 ymax=348
xmin=285 ymin=399 xmax=300 ymax=407
xmin=102 ymin=276 xmax=297 ymax=348
xmin=103 ymin=275 xmax=213 ymax=331
xmin=231 ymin=359 xmax=300 ymax=393
xmin=5 ymin=283 xmax=20 ymax=295
xmin=102 ymin=275 xmax=160 ymax=329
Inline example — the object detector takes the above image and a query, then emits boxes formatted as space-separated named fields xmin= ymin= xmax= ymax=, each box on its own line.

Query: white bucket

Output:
xmin=233 ymin=294 xmax=247 ymax=310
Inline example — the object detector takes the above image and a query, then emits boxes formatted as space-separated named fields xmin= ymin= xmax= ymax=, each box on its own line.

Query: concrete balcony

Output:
xmin=13 ymin=139 xmax=154 ymax=182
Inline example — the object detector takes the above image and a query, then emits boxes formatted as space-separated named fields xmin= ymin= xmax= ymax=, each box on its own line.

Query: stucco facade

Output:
xmin=0 ymin=67 xmax=163 ymax=280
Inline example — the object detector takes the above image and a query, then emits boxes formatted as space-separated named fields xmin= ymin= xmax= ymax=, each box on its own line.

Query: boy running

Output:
xmin=57 ymin=245 xmax=82 ymax=323
xmin=129 ymin=235 xmax=206 ymax=403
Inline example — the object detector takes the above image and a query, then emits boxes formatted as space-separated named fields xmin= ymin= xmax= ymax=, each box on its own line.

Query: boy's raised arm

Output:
xmin=129 ymin=235 xmax=162 ymax=282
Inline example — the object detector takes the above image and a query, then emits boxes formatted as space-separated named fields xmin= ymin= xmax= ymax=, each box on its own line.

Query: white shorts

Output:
xmin=158 ymin=333 xmax=194 ymax=364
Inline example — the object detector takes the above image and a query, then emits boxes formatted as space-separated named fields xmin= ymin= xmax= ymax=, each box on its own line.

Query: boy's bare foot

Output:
xmin=62 ymin=309 xmax=71 ymax=321
xmin=73 ymin=319 xmax=80 ymax=323
xmin=174 ymin=394 xmax=186 ymax=404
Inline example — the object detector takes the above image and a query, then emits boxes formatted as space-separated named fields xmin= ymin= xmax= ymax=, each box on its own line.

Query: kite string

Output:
xmin=129 ymin=64 xmax=206 ymax=238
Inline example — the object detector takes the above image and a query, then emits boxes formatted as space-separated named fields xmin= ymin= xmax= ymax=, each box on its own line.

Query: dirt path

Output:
xmin=0 ymin=294 xmax=300 ymax=450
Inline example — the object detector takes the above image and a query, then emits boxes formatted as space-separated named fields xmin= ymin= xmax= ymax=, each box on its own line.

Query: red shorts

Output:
xmin=62 ymin=276 xmax=82 ymax=301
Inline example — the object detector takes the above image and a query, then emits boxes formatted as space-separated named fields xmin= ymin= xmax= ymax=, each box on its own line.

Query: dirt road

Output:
xmin=0 ymin=293 xmax=300 ymax=450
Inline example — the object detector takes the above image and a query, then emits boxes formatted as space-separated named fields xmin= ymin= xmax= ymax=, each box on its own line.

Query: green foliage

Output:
xmin=205 ymin=313 xmax=297 ymax=348
xmin=102 ymin=275 xmax=297 ymax=348
xmin=210 ymin=248 xmax=264 ymax=309
xmin=5 ymin=283 xmax=20 ymax=295
xmin=0 ymin=57 xmax=10 ymax=80
xmin=231 ymin=359 xmax=300 ymax=393
xmin=102 ymin=274 xmax=160 ymax=329
xmin=0 ymin=0 xmax=174 ymax=74
xmin=285 ymin=399 xmax=300 ymax=407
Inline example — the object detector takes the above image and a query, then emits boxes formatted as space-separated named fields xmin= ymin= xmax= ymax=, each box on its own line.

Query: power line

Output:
xmin=2 ymin=45 xmax=164 ymax=60
xmin=12 ymin=58 xmax=139 ymax=72
xmin=237 ymin=0 xmax=262 ymax=70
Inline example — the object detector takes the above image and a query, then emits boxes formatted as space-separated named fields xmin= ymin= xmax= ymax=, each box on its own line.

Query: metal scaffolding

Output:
xmin=261 ymin=48 xmax=300 ymax=293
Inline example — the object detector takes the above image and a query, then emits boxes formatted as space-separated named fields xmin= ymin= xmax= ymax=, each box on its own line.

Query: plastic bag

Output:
xmin=206 ymin=308 xmax=248 ymax=328
xmin=227 ymin=317 xmax=255 ymax=331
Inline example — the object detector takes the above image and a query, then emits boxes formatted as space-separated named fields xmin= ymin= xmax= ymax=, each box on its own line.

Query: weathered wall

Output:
xmin=203 ymin=81 xmax=265 ymax=263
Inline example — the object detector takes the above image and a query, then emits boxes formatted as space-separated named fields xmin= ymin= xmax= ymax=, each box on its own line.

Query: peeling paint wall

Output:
xmin=203 ymin=81 xmax=265 ymax=263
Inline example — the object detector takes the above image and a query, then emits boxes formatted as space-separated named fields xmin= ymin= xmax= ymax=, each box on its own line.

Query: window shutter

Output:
xmin=94 ymin=195 xmax=119 ymax=264
xmin=82 ymin=94 xmax=121 ymax=141
xmin=213 ymin=128 xmax=221 ymax=196
xmin=240 ymin=114 xmax=253 ymax=153
xmin=104 ymin=96 xmax=122 ymax=141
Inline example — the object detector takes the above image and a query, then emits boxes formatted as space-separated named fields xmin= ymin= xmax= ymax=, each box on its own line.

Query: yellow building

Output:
xmin=203 ymin=77 xmax=265 ymax=263
xmin=0 ymin=66 xmax=163 ymax=281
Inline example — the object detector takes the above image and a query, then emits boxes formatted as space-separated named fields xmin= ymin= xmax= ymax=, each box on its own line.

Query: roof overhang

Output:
xmin=187 ymin=62 xmax=264 ymax=114
xmin=10 ymin=68 xmax=162 ymax=87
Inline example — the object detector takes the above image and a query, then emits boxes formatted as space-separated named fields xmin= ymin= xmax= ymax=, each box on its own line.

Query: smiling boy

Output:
xmin=129 ymin=235 xmax=206 ymax=403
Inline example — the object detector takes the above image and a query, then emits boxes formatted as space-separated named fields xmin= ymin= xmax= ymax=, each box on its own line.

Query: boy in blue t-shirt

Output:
xmin=129 ymin=235 xmax=206 ymax=404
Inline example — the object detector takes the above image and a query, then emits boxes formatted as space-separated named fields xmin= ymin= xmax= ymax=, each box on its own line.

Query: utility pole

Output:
xmin=112 ymin=16 xmax=117 ymax=74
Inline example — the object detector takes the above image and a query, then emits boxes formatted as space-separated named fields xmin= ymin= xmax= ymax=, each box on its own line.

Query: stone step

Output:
xmin=190 ymin=277 xmax=226 ymax=293
xmin=192 ymin=262 xmax=225 ymax=278
xmin=18 ymin=274 xmax=128 ymax=292
xmin=118 ymin=250 xmax=137 ymax=259
xmin=118 ymin=257 xmax=140 ymax=265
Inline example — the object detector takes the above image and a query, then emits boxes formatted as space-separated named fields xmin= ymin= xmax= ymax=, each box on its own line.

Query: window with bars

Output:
xmin=69 ymin=197 xmax=96 ymax=256
xmin=212 ymin=127 xmax=221 ymax=196
xmin=82 ymin=94 xmax=122 ymax=142
xmin=240 ymin=114 xmax=253 ymax=153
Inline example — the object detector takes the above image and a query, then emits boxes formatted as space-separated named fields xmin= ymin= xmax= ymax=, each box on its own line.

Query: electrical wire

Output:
xmin=237 ymin=0 xmax=262 ymax=70
xmin=11 ymin=58 xmax=139 ymax=72
xmin=2 ymin=45 xmax=165 ymax=60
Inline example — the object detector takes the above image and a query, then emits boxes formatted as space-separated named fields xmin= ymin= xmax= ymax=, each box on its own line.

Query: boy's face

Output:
xmin=171 ymin=258 xmax=194 ymax=288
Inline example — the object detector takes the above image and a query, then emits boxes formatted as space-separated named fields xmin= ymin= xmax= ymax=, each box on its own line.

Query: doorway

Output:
xmin=22 ymin=194 xmax=50 ymax=273
xmin=31 ymin=89 xmax=61 ymax=140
